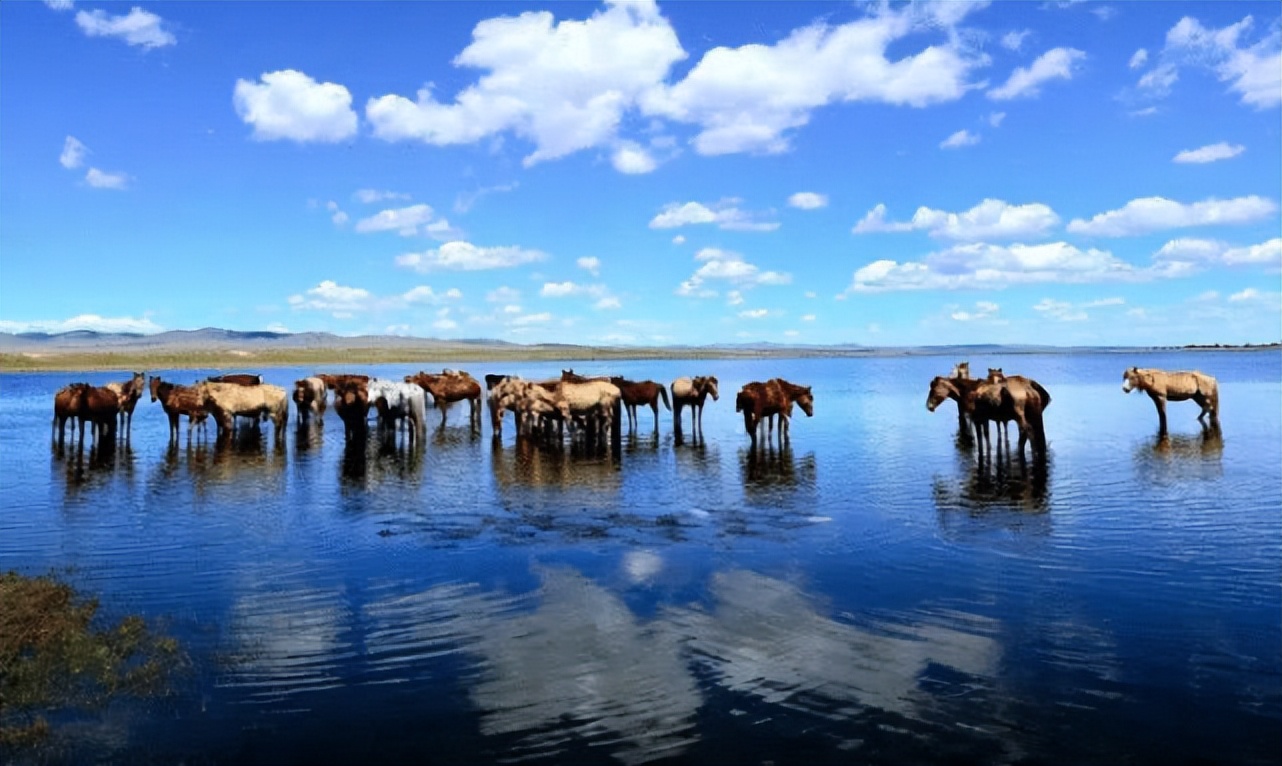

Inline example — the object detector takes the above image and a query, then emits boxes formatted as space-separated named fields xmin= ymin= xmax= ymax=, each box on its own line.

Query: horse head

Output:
xmin=926 ymin=376 xmax=955 ymax=412
xmin=148 ymin=375 xmax=164 ymax=402
xmin=795 ymin=387 xmax=815 ymax=417
xmin=986 ymin=368 xmax=1005 ymax=382
xmin=702 ymin=376 xmax=720 ymax=400
xmin=1122 ymin=367 xmax=1140 ymax=393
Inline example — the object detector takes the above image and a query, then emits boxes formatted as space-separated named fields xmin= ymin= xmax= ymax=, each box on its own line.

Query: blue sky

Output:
xmin=1 ymin=0 xmax=1279 ymax=346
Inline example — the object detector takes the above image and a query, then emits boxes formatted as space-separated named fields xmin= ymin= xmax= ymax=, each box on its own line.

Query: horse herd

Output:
xmin=50 ymin=362 xmax=1218 ymax=461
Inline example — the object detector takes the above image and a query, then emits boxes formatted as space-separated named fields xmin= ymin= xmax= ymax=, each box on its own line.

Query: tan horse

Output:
xmin=671 ymin=376 xmax=719 ymax=439
xmin=554 ymin=380 xmax=622 ymax=447
xmin=1123 ymin=367 xmax=1218 ymax=434
xmin=200 ymin=381 xmax=288 ymax=442
xmin=405 ymin=370 xmax=483 ymax=430
xmin=489 ymin=377 xmax=564 ymax=438
xmin=609 ymin=377 xmax=670 ymax=433
xmin=985 ymin=368 xmax=1052 ymax=444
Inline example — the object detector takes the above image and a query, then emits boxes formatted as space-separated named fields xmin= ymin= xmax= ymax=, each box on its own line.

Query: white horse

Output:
xmin=367 ymin=378 xmax=426 ymax=443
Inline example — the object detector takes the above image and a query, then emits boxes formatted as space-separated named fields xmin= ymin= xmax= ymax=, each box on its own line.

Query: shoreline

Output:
xmin=3 ymin=343 xmax=1278 ymax=373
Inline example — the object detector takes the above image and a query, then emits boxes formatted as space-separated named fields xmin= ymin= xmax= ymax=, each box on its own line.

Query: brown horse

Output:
xmin=293 ymin=377 xmax=327 ymax=425
xmin=1122 ymin=366 xmax=1218 ymax=434
xmin=206 ymin=373 xmax=261 ymax=386
xmin=928 ymin=375 xmax=1047 ymax=462
xmin=104 ymin=371 xmax=146 ymax=440
xmin=75 ymin=385 xmax=120 ymax=447
xmin=405 ymin=370 xmax=482 ymax=430
xmin=332 ymin=380 xmax=371 ymax=441
xmin=671 ymin=376 xmax=719 ymax=439
xmin=561 ymin=369 xmax=610 ymax=383
xmin=609 ymin=377 xmax=671 ymax=433
xmin=736 ymin=379 xmax=814 ymax=449
xmin=52 ymin=383 xmax=90 ymax=447
xmin=149 ymin=375 xmax=209 ymax=442
xmin=316 ymin=373 xmax=370 ymax=391
xmin=485 ymin=373 xmax=515 ymax=391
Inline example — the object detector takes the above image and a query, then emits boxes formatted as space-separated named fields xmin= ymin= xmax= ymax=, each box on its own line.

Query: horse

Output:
xmin=554 ymin=380 xmax=622 ymax=449
xmin=736 ymin=379 xmax=814 ymax=449
xmin=484 ymin=373 xmax=514 ymax=391
xmin=488 ymin=377 xmax=563 ymax=439
xmin=561 ymin=369 xmax=610 ymax=383
xmin=293 ymin=377 xmax=327 ymax=425
xmin=927 ymin=375 xmax=1047 ymax=462
xmin=609 ymin=377 xmax=670 ymax=433
xmin=200 ymin=381 xmax=289 ymax=442
xmin=332 ymin=380 xmax=371 ymax=441
xmin=405 ymin=370 xmax=482 ymax=430
xmin=1122 ymin=367 xmax=1218 ymax=434
xmin=74 ymin=385 xmax=120 ymax=448
xmin=52 ymin=383 xmax=90 ymax=447
xmin=948 ymin=362 xmax=972 ymax=438
xmin=671 ymin=376 xmax=719 ymax=440
xmin=367 ymin=378 xmax=426 ymax=443
xmin=316 ymin=373 xmax=370 ymax=392
xmin=984 ymin=368 xmax=1053 ymax=445
xmin=206 ymin=373 xmax=261 ymax=386
xmin=104 ymin=371 xmax=145 ymax=440
xmin=149 ymin=375 xmax=210 ymax=442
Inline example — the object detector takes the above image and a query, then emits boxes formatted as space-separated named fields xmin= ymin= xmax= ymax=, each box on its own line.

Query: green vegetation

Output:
xmin=0 ymin=571 xmax=183 ymax=748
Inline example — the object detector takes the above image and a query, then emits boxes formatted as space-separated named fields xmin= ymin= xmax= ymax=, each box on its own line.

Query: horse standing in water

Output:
xmin=1122 ymin=367 xmax=1218 ymax=435
xmin=927 ymin=375 xmax=1048 ymax=463
xmin=104 ymin=371 xmax=146 ymax=440
xmin=736 ymin=378 xmax=814 ymax=450
xmin=149 ymin=376 xmax=210 ymax=443
xmin=406 ymin=370 xmax=483 ymax=431
xmin=671 ymin=376 xmax=719 ymax=441
xmin=609 ymin=377 xmax=670 ymax=434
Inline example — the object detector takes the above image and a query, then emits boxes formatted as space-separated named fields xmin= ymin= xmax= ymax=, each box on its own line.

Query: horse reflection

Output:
xmin=55 ymin=441 xmax=135 ymax=497
xmin=1133 ymin=423 xmax=1223 ymax=483
xmin=740 ymin=446 xmax=817 ymax=489
xmin=490 ymin=436 xmax=622 ymax=494
xmin=933 ymin=458 xmax=1051 ymax=543
xmin=339 ymin=436 xmax=424 ymax=489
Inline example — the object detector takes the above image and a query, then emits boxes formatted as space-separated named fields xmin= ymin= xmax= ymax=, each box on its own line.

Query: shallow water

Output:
xmin=2 ymin=351 xmax=1279 ymax=765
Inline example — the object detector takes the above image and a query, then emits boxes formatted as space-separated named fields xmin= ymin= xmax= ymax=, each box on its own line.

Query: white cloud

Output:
xmin=594 ymin=296 xmax=622 ymax=310
xmin=325 ymin=200 xmax=348 ymax=227
xmin=84 ymin=167 xmax=128 ymax=190
xmin=846 ymin=241 xmax=1148 ymax=293
xmin=234 ymin=70 xmax=358 ymax=143
xmin=1129 ymin=48 xmax=1149 ymax=69
xmin=726 ymin=290 xmax=744 ymax=306
xmin=354 ymin=189 xmax=411 ymax=204
xmin=1172 ymin=142 xmax=1245 ymax=164
xmin=612 ymin=142 xmax=657 ymax=174
xmin=354 ymin=204 xmax=436 ymax=236
xmin=366 ymin=2 xmax=685 ymax=168
xmin=44 ymin=0 xmax=74 ymax=11
xmin=1032 ymin=298 xmax=1088 ymax=322
xmin=433 ymin=318 xmax=459 ymax=330
xmin=75 ymin=7 xmax=174 ymax=48
xmin=541 ymin=281 xmax=584 ymax=298
xmin=1067 ymin=195 xmax=1277 ymax=236
xmin=672 ymin=235 xmax=686 ymax=245
xmin=1002 ymin=30 xmax=1031 ymax=52
xmin=0 ymin=314 xmax=162 ymax=335
xmin=940 ymin=129 xmax=980 ymax=149
xmin=60 ymin=136 xmax=87 ymax=169
xmin=988 ymin=47 xmax=1086 ymax=100
xmin=454 ymin=182 xmax=519 ymax=214
xmin=643 ymin=3 xmax=989 ymax=156
xmin=988 ymin=111 xmax=1006 ymax=127
xmin=676 ymin=247 xmax=791 ymax=297
xmin=1155 ymin=237 xmax=1282 ymax=268
xmin=951 ymin=300 xmax=1000 ymax=322
xmin=649 ymin=199 xmax=778 ymax=231
xmin=788 ymin=192 xmax=828 ymax=210
xmin=801 ymin=314 xmax=815 ymax=321
xmin=576 ymin=256 xmax=601 ymax=276
xmin=853 ymin=199 xmax=1060 ymax=241
xmin=1148 ymin=15 xmax=1282 ymax=108
xmin=287 ymin=280 xmax=460 ymax=316
xmin=395 ymin=241 xmax=547 ymax=272
xmin=511 ymin=312 xmax=552 ymax=326
xmin=738 ymin=309 xmax=769 ymax=319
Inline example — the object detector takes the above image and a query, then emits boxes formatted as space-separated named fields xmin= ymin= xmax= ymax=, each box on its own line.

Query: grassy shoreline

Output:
xmin=2 ymin=343 xmax=1278 ymax=373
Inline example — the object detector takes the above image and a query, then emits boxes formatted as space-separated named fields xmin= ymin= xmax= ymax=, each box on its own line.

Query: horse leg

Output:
xmin=1151 ymin=394 xmax=1168 ymax=435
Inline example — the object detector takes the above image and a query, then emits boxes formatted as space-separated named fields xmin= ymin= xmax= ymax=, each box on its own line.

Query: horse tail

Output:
xmin=1031 ymin=380 xmax=1051 ymax=411
xmin=659 ymin=385 xmax=671 ymax=411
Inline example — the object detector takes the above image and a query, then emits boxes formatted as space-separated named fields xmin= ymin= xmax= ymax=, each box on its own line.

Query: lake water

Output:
xmin=2 ymin=351 xmax=1279 ymax=765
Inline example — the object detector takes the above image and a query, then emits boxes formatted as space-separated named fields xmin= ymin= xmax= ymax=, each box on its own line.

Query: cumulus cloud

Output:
xmin=676 ymin=247 xmax=791 ymax=297
xmin=1172 ymin=142 xmax=1245 ymax=164
xmin=649 ymin=199 xmax=778 ymax=231
xmin=988 ymin=111 xmax=1006 ymax=127
xmin=1129 ymin=48 xmax=1149 ymax=69
xmin=486 ymin=286 xmax=521 ymax=303
xmin=44 ymin=0 xmax=74 ymax=11
xmin=594 ymin=296 xmax=622 ymax=310
xmin=75 ymin=7 xmax=174 ymax=48
xmin=1154 ymin=237 xmax=1282 ymax=268
xmin=327 ymin=201 xmax=348 ymax=226
xmin=234 ymin=70 xmax=358 ymax=143
xmin=540 ymin=281 xmax=606 ymax=298
xmin=395 ymin=241 xmax=547 ymax=272
xmin=1067 ymin=195 xmax=1277 ymax=236
xmin=1032 ymin=297 xmax=1124 ymax=322
xmin=1002 ymin=30 xmax=1031 ymax=52
xmin=1140 ymin=15 xmax=1282 ymax=108
xmin=511 ymin=312 xmax=552 ymax=326
xmin=643 ymin=3 xmax=990 ymax=155
xmin=60 ymin=136 xmax=87 ymax=169
xmin=368 ymin=2 xmax=989 ymax=164
xmin=577 ymin=256 xmax=601 ymax=276
xmin=845 ymin=241 xmax=1147 ymax=293
xmin=85 ymin=167 xmax=128 ymax=189
xmin=0 ymin=314 xmax=162 ymax=334
xmin=988 ymin=47 xmax=1086 ymax=100
xmin=287 ymin=280 xmax=461 ymax=316
xmin=354 ymin=204 xmax=436 ymax=235
xmin=738 ymin=308 xmax=769 ymax=319
xmin=354 ymin=189 xmax=411 ymax=204
xmin=788 ymin=192 xmax=828 ymax=210
xmin=940 ymin=129 xmax=980 ymax=149
xmin=366 ymin=2 xmax=685 ymax=168
xmin=853 ymin=199 xmax=1060 ymax=240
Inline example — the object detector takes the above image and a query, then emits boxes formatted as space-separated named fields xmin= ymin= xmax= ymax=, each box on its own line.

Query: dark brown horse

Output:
xmin=52 ymin=383 xmax=90 ymax=447
xmin=333 ymin=380 xmax=371 ymax=441
xmin=561 ymin=369 xmax=610 ymax=384
xmin=75 ymin=385 xmax=120 ymax=447
xmin=316 ymin=373 xmax=370 ymax=391
xmin=405 ymin=370 xmax=482 ymax=430
xmin=736 ymin=379 xmax=814 ymax=449
xmin=149 ymin=376 xmax=210 ymax=442
xmin=206 ymin=373 xmax=261 ymax=386
xmin=609 ymin=377 xmax=671 ymax=433
xmin=485 ymin=373 xmax=514 ymax=391
xmin=927 ymin=375 xmax=1047 ymax=462
xmin=105 ymin=371 xmax=146 ymax=440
